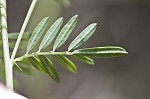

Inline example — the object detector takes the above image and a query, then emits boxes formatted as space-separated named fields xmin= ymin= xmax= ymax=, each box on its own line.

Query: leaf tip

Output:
xmin=72 ymin=68 xmax=77 ymax=74
xmin=43 ymin=17 xmax=50 ymax=22
xmin=90 ymin=61 xmax=95 ymax=65
xmin=92 ymin=23 xmax=97 ymax=27
xmin=124 ymin=51 xmax=128 ymax=54
xmin=71 ymin=15 xmax=78 ymax=20
xmin=118 ymin=47 xmax=128 ymax=54
xmin=74 ymin=15 xmax=78 ymax=18
xmin=59 ymin=17 xmax=63 ymax=20
xmin=45 ymin=17 xmax=49 ymax=19
xmin=73 ymin=66 xmax=78 ymax=74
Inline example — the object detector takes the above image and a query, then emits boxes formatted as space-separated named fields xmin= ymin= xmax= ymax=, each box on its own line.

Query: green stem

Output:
xmin=13 ymin=51 xmax=71 ymax=62
xmin=0 ymin=0 xmax=13 ymax=91
xmin=11 ymin=0 xmax=37 ymax=61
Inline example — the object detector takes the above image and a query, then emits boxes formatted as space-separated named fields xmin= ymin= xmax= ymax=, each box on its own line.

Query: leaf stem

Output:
xmin=0 ymin=0 xmax=13 ymax=91
xmin=13 ymin=51 xmax=71 ymax=62
xmin=11 ymin=0 xmax=37 ymax=61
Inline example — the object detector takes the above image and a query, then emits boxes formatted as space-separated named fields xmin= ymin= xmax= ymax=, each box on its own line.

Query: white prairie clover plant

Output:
xmin=0 ymin=0 xmax=127 ymax=95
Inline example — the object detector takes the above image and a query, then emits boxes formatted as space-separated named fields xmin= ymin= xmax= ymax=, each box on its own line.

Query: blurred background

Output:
xmin=1 ymin=0 xmax=150 ymax=99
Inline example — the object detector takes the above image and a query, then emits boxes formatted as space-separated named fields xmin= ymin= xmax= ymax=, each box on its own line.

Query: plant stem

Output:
xmin=13 ymin=52 xmax=71 ymax=62
xmin=11 ymin=0 xmax=37 ymax=61
xmin=0 ymin=0 xmax=13 ymax=91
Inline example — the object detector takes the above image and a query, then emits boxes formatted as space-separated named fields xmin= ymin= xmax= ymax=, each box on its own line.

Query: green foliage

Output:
xmin=11 ymin=15 xmax=127 ymax=82
xmin=39 ymin=17 xmax=63 ymax=52
xmin=53 ymin=15 xmax=78 ymax=51
xmin=28 ymin=56 xmax=45 ymax=72
xmin=0 ymin=32 xmax=33 ymax=75
xmin=72 ymin=46 xmax=127 ymax=58
xmin=0 ymin=0 xmax=128 ymax=95
xmin=68 ymin=23 xmax=97 ymax=51
xmin=39 ymin=55 xmax=60 ymax=82
xmin=27 ymin=17 xmax=49 ymax=53
xmin=54 ymin=55 xmax=77 ymax=73
xmin=72 ymin=55 xmax=94 ymax=65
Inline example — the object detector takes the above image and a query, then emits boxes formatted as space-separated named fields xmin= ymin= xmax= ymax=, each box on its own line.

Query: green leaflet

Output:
xmin=8 ymin=32 xmax=31 ymax=40
xmin=28 ymin=56 xmax=45 ymax=72
xmin=27 ymin=17 xmax=49 ymax=54
xmin=72 ymin=46 xmax=128 ymax=58
xmin=39 ymin=17 xmax=63 ymax=51
xmin=39 ymin=55 xmax=60 ymax=82
xmin=72 ymin=55 xmax=94 ymax=65
xmin=53 ymin=15 xmax=78 ymax=51
xmin=68 ymin=23 xmax=97 ymax=51
xmin=54 ymin=55 xmax=77 ymax=73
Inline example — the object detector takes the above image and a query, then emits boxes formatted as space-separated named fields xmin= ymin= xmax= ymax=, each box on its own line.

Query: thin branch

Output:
xmin=13 ymin=52 xmax=70 ymax=62
xmin=11 ymin=0 xmax=37 ymax=61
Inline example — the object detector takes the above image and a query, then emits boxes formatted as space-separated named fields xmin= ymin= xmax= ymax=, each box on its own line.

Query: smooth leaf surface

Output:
xmin=28 ymin=56 xmax=45 ymax=72
xmin=72 ymin=55 xmax=94 ymax=65
xmin=54 ymin=55 xmax=77 ymax=73
xmin=72 ymin=46 xmax=128 ymax=58
xmin=27 ymin=17 xmax=49 ymax=53
xmin=68 ymin=23 xmax=97 ymax=51
xmin=39 ymin=17 xmax=63 ymax=51
xmin=53 ymin=15 xmax=78 ymax=51
xmin=39 ymin=55 xmax=60 ymax=82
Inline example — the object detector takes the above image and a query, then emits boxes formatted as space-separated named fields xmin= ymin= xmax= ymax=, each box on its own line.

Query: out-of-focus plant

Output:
xmin=55 ymin=0 xmax=70 ymax=7
xmin=0 ymin=0 xmax=127 ymax=97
